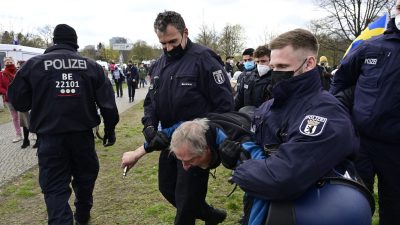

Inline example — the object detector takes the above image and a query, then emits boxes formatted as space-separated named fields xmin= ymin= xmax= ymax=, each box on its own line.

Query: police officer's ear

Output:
xmin=183 ymin=27 xmax=188 ymax=37
xmin=305 ymin=56 xmax=317 ymax=71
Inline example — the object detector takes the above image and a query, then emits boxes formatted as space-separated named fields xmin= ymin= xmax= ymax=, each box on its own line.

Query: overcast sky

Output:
xmin=0 ymin=0 xmax=328 ymax=50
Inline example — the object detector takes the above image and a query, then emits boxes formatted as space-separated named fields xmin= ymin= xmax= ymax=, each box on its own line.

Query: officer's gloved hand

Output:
xmin=143 ymin=126 xmax=157 ymax=143
xmin=219 ymin=139 xmax=250 ymax=169
xmin=143 ymin=126 xmax=170 ymax=152
xmin=103 ymin=128 xmax=116 ymax=147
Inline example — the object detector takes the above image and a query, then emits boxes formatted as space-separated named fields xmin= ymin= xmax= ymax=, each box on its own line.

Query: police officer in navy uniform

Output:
xmin=331 ymin=3 xmax=400 ymax=224
xmin=169 ymin=116 xmax=372 ymax=225
xmin=121 ymin=11 xmax=234 ymax=225
xmin=230 ymin=29 xmax=364 ymax=224
xmin=8 ymin=24 xmax=119 ymax=225
xmin=234 ymin=45 xmax=272 ymax=110
xmin=235 ymin=48 xmax=255 ymax=100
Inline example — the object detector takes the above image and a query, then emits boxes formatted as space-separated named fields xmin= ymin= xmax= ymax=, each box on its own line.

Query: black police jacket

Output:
xmin=331 ymin=19 xmax=400 ymax=143
xmin=8 ymin=44 xmax=119 ymax=134
xmin=233 ymin=68 xmax=358 ymax=200
xmin=234 ymin=69 xmax=271 ymax=110
xmin=142 ymin=39 xmax=234 ymax=128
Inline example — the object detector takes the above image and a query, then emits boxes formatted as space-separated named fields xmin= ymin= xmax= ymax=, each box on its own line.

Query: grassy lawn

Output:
xmin=0 ymin=101 xmax=380 ymax=224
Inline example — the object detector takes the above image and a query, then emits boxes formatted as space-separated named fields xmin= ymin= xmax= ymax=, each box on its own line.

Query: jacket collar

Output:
xmin=44 ymin=44 xmax=77 ymax=54
xmin=383 ymin=18 xmax=400 ymax=40
xmin=271 ymin=67 xmax=322 ymax=106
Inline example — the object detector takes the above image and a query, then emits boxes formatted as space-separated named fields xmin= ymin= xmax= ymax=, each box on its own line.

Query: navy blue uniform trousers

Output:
xmin=355 ymin=136 xmax=400 ymax=225
xmin=38 ymin=130 xmax=99 ymax=225
xmin=158 ymin=150 xmax=214 ymax=225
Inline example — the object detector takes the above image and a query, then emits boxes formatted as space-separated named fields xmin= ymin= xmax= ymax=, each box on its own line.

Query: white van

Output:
xmin=0 ymin=44 xmax=44 ymax=68
xmin=96 ymin=60 xmax=109 ymax=71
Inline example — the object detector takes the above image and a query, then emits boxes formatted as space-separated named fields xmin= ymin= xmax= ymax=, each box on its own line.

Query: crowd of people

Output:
xmin=1 ymin=1 xmax=399 ymax=224
xmin=107 ymin=60 xmax=150 ymax=102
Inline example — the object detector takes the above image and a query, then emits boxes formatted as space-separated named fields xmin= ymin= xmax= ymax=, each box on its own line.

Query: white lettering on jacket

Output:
xmin=364 ymin=58 xmax=377 ymax=65
xmin=44 ymin=59 xmax=87 ymax=70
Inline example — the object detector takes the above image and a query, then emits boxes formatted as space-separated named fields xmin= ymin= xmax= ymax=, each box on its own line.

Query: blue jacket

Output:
xmin=232 ymin=67 xmax=358 ymax=200
xmin=330 ymin=19 xmax=400 ymax=143
xmin=7 ymin=44 xmax=119 ymax=134
xmin=142 ymin=39 xmax=234 ymax=128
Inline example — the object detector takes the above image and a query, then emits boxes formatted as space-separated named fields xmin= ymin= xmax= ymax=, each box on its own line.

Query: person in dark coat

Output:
xmin=121 ymin=11 xmax=234 ymax=225
xmin=8 ymin=24 xmax=119 ymax=225
xmin=330 ymin=4 xmax=400 ymax=223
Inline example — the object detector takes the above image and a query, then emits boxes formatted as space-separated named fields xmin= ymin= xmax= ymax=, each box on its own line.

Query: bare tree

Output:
xmin=37 ymin=25 xmax=54 ymax=48
xmin=195 ymin=23 xmax=219 ymax=53
xmin=314 ymin=0 xmax=391 ymax=41
xmin=257 ymin=27 xmax=278 ymax=45
xmin=19 ymin=33 xmax=47 ymax=48
xmin=218 ymin=24 xmax=245 ymax=58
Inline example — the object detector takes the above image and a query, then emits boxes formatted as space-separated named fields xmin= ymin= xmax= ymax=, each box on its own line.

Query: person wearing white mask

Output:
xmin=234 ymin=45 xmax=272 ymax=110
xmin=330 ymin=1 xmax=400 ymax=224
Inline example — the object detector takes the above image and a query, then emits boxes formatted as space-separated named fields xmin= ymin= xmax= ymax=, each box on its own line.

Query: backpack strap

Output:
xmin=265 ymin=201 xmax=296 ymax=225
xmin=205 ymin=121 xmax=221 ymax=169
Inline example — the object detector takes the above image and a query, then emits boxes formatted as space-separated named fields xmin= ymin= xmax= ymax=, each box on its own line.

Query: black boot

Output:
xmin=33 ymin=136 xmax=40 ymax=148
xmin=205 ymin=207 xmax=227 ymax=225
xmin=21 ymin=139 xmax=30 ymax=148
xmin=21 ymin=127 xmax=30 ymax=148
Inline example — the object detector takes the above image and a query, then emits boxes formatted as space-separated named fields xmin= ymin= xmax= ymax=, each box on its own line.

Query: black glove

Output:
xmin=219 ymin=139 xmax=250 ymax=169
xmin=143 ymin=126 xmax=170 ymax=152
xmin=143 ymin=126 xmax=157 ymax=143
xmin=146 ymin=131 xmax=170 ymax=152
xmin=103 ymin=128 xmax=116 ymax=147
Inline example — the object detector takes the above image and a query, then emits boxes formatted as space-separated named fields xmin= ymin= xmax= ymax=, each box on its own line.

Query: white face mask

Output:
xmin=396 ymin=14 xmax=400 ymax=30
xmin=257 ymin=64 xmax=270 ymax=76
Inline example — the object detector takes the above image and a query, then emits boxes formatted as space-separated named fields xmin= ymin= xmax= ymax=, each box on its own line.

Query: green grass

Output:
xmin=0 ymin=101 xmax=381 ymax=224
xmin=372 ymin=179 xmax=379 ymax=225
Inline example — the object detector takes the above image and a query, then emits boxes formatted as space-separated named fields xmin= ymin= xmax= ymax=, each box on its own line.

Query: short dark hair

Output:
xmin=270 ymin=29 xmax=318 ymax=55
xmin=242 ymin=48 xmax=254 ymax=56
xmin=154 ymin=11 xmax=186 ymax=34
xmin=254 ymin=45 xmax=271 ymax=58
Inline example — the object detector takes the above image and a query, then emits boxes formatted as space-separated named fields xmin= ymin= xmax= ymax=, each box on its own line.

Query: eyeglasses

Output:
xmin=255 ymin=59 xmax=269 ymax=64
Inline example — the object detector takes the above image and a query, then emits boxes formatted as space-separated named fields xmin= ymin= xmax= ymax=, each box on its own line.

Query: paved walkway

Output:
xmin=0 ymin=87 xmax=148 ymax=187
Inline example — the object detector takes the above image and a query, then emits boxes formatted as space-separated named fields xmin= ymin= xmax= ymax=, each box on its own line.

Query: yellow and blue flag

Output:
xmin=343 ymin=13 xmax=390 ymax=58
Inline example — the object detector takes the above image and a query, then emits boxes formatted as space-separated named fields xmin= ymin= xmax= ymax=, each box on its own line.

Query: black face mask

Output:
xmin=270 ymin=70 xmax=294 ymax=87
xmin=163 ymin=42 xmax=185 ymax=60
xmin=270 ymin=58 xmax=307 ymax=87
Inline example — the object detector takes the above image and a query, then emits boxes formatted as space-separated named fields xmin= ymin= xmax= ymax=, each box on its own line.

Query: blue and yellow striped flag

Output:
xmin=343 ymin=13 xmax=390 ymax=58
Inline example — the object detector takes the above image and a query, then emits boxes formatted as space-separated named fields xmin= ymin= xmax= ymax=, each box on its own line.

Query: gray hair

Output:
xmin=170 ymin=118 xmax=210 ymax=156
xmin=153 ymin=11 xmax=186 ymax=34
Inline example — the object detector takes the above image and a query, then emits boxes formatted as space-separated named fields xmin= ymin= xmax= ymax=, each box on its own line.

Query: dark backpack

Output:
xmin=206 ymin=111 xmax=252 ymax=143
xmin=204 ymin=111 xmax=253 ymax=170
